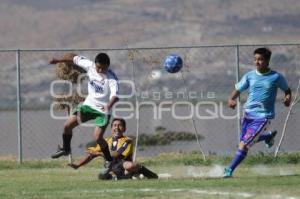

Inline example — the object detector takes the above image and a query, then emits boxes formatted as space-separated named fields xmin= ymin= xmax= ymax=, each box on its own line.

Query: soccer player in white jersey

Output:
xmin=223 ymin=48 xmax=292 ymax=178
xmin=49 ymin=53 xmax=118 ymax=164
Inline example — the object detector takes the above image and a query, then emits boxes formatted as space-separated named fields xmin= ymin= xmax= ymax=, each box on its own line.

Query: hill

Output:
xmin=1 ymin=0 xmax=300 ymax=49
xmin=0 ymin=0 xmax=300 ymax=109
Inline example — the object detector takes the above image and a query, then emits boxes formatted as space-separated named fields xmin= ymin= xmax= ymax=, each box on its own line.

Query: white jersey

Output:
xmin=73 ymin=55 xmax=119 ymax=113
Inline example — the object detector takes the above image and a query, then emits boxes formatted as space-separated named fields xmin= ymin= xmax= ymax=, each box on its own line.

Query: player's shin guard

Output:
xmin=138 ymin=166 xmax=158 ymax=179
xmin=63 ymin=134 xmax=72 ymax=152
xmin=228 ymin=149 xmax=247 ymax=172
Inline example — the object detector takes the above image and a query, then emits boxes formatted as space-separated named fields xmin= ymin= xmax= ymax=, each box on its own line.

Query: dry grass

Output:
xmin=53 ymin=53 xmax=86 ymax=110
xmin=0 ymin=155 xmax=16 ymax=161
xmin=52 ymin=93 xmax=85 ymax=111
xmin=55 ymin=53 xmax=86 ymax=83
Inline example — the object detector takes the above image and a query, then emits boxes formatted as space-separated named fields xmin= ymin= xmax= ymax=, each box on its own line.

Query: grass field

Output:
xmin=1 ymin=153 xmax=300 ymax=199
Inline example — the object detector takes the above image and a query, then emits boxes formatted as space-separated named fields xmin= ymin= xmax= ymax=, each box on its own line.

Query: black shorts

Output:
xmin=99 ymin=161 xmax=133 ymax=180
xmin=111 ymin=161 xmax=125 ymax=177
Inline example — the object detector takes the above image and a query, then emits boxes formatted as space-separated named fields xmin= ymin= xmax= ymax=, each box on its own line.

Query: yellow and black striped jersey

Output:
xmin=87 ymin=136 xmax=133 ymax=161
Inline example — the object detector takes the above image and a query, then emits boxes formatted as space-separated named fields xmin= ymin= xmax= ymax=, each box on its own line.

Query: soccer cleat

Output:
xmin=51 ymin=145 xmax=70 ymax=159
xmin=223 ymin=167 xmax=233 ymax=178
xmin=111 ymin=173 xmax=118 ymax=181
xmin=265 ymin=131 xmax=277 ymax=148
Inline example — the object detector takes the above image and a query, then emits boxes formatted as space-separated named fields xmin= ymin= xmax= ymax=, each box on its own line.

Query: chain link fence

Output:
xmin=0 ymin=44 xmax=299 ymax=162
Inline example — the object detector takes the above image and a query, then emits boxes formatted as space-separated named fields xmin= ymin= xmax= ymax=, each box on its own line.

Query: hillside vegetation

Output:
xmin=1 ymin=0 xmax=300 ymax=49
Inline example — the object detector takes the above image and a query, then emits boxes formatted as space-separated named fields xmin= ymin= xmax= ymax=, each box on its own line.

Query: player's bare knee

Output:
xmin=239 ymin=142 xmax=248 ymax=151
xmin=64 ymin=122 xmax=74 ymax=133
xmin=122 ymin=161 xmax=131 ymax=170
xmin=64 ymin=117 xmax=78 ymax=132
xmin=123 ymin=161 xmax=139 ymax=172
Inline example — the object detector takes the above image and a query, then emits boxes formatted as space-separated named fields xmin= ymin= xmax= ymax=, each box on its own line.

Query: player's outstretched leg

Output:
xmin=122 ymin=161 xmax=158 ymax=179
xmin=138 ymin=165 xmax=158 ymax=179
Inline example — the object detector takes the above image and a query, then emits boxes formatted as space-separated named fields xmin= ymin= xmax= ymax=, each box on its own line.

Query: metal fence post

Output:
xmin=16 ymin=49 xmax=23 ymax=163
xmin=235 ymin=45 xmax=241 ymax=142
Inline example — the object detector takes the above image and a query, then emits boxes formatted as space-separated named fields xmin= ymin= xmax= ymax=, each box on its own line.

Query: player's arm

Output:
xmin=103 ymin=78 xmax=119 ymax=112
xmin=277 ymin=74 xmax=292 ymax=107
xmin=283 ymin=88 xmax=292 ymax=107
xmin=110 ymin=145 xmax=129 ymax=159
xmin=111 ymin=139 xmax=132 ymax=160
xmin=229 ymin=73 xmax=249 ymax=109
xmin=49 ymin=53 xmax=77 ymax=65
xmin=110 ymin=151 xmax=120 ymax=158
xmin=68 ymin=153 xmax=97 ymax=170
xmin=110 ymin=150 xmax=126 ymax=160
xmin=228 ymin=89 xmax=240 ymax=109
xmin=101 ymin=96 xmax=119 ymax=113
xmin=107 ymin=96 xmax=119 ymax=111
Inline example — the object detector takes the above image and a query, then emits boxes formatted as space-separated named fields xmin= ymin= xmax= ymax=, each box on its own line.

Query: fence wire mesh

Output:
xmin=0 ymin=45 xmax=299 ymax=161
xmin=0 ymin=51 xmax=18 ymax=158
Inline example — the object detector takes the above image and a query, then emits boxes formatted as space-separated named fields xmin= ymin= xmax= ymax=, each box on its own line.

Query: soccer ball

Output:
xmin=163 ymin=54 xmax=183 ymax=73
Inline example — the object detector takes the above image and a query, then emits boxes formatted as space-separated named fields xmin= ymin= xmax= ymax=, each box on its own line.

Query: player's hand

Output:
xmin=228 ymin=99 xmax=237 ymax=109
xmin=100 ymin=105 xmax=109 ymax=113
xmin=110 ymin=151 xmax=118 ymax=158
xmin=283 ymin=96 xmax=291 ymax=107
xmin=49 ymin=58 xmax=60 ymax=64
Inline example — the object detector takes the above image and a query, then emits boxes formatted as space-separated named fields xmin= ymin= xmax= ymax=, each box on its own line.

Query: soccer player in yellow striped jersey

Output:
xmin=88 ymin=119 xmax=133 ymax=162
xmin=68 ymin=118 xmax=158 ymax=180
xmin=49 ymin=53 xmax=118 ymax=163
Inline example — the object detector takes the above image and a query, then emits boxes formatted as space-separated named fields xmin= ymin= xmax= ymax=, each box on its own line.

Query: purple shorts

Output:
xmin=240 ymin=116 xmax=270 ymax=147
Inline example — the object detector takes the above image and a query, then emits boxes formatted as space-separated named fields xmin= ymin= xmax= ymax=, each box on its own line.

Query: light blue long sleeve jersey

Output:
xmin=235 ymin=70 xmax=289 ymax=119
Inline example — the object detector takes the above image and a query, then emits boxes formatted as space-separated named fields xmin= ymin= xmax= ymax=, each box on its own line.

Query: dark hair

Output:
xmin=111 ymin=118 xmax=126 ymax=129
xmin=254 ymin=48 xmax=272 ymax=61
xmin=95 ymin=53 xmax=110 ymax=66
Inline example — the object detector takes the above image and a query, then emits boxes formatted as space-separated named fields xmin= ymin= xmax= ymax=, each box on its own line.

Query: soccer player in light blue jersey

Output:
xmin=224 ymin=48 xmax=292 ymax=178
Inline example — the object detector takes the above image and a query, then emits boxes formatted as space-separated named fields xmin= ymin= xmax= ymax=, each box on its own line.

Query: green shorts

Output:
xmin=73 ymin=104 xmax=110 ymax=127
